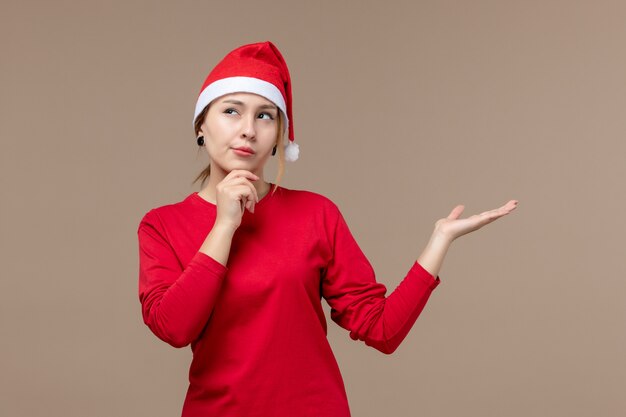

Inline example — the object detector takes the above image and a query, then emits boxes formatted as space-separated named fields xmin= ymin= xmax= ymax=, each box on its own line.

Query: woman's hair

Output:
xmin=191 ymin=103 xmax=285 ymax=195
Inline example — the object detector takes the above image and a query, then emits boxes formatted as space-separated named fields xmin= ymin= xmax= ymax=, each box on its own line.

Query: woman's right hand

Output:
xmin=214 ymin=170 xmax=260 ymax=230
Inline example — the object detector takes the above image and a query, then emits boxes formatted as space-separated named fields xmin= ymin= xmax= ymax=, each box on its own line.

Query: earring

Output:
xmin=271 ymin=144 xmax=277 ymax=156
xmin=197 ymin=136 xmax=205 ymax=146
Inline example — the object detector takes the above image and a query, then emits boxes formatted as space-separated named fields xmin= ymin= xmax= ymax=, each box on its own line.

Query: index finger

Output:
xmin=478 ymin=200 xmax=519 ymax=220
xmin=224 ymin=169 xmax=260 ymax=181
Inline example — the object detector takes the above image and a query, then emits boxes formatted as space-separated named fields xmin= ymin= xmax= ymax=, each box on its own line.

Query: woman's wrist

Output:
xmin=416 ymin=229 xmax=453 ymax=278
xmin=430 ymin=228 xmax=454 ymax=247
xmin=211 ymin=221 xmax=238 ymax=236
xmin=199 ymin=222 xmax=237 ymax=267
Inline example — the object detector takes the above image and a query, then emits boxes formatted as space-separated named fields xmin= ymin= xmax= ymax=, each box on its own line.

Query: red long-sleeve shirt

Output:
xmin=137 ymin=184 xmax=441 ymax=416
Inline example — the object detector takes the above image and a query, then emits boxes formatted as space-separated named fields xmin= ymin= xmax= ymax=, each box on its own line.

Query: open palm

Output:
xmin=435 ymin=200 xmax=519 ymax=242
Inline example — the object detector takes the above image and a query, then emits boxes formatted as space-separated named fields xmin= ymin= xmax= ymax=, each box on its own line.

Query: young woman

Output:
xmin=137 ymin=41 xmax=518 ymax=417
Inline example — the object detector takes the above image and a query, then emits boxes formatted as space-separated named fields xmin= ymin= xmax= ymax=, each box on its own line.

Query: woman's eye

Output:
xmin=224 ymin=108 xmax=273 ymax=120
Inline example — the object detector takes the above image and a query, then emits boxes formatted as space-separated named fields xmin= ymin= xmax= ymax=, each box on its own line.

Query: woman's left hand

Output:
xmin=434 ymin=199 xmax=519 ymax=243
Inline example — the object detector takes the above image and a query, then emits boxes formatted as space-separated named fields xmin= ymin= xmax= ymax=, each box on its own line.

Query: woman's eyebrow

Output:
xmin=222 ymin=99 xmax=277 ymax=110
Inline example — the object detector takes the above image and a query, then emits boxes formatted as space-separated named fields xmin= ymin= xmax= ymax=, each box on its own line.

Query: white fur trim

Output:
xmin=284 ymin=141 xmax=299 ymax=162
xmin=193 ymin=76 xmax=289 ymax=136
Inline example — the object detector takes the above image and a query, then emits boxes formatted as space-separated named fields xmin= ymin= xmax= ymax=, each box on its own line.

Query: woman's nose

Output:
xmin=241 ymin=115 xmax=256 ymax=139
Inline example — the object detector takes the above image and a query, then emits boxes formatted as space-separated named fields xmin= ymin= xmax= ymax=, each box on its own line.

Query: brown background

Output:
xmin=1 ymin=1 xmax=625 ymax=416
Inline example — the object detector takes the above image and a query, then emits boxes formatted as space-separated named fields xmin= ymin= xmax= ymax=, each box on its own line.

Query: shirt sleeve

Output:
xmin=320 ymin=201 xmax=441 ymax=355
xmin=137 ymin=210 xmax=227 ymax=348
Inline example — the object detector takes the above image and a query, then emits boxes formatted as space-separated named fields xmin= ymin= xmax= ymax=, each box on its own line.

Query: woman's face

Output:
xmin=199 ymin=92 xmax=279 ymax=177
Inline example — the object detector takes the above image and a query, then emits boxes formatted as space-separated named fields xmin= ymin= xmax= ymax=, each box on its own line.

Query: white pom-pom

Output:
xmin=284 ymin=140 xmax=299 ymax=162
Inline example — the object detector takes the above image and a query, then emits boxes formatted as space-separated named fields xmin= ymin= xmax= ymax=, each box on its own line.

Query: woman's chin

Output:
xmin=222 ymin=162 xmax=260 ymax=174
xmin=212 ymin=155 xmax=267 ymax=174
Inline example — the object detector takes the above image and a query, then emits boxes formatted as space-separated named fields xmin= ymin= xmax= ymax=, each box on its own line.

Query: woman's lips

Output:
xmin=232 ymin=147 xmax=255 ymax=156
